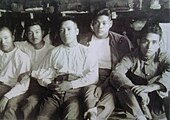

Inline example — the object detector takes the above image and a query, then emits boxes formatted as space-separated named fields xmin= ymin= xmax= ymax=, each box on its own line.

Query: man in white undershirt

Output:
xmin=14 ymin=20 xmax=54 ymax=119
xmin=88 ymin=35 xmax=111 ymax=69
xmin=79 ymin=8 xmax=132 ymax=120
xmin=0 ymin=26 xmax=31 ymax=120
xmin=15 ymin=20 xmax=54 ymax=71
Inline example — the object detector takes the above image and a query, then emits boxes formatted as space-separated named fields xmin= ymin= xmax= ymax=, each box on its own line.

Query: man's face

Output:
xmin=91 ymin=15 xmax=112 ymax=39
xmin=27 ymin=25 xmax=43 ymax=45
xmin=140 ymin=33 xmax=160 ymax=58
xmin=0 ymin=29 xmax=14 ymax=52
xmin=59 ymin=20 xmax=79 ymax=45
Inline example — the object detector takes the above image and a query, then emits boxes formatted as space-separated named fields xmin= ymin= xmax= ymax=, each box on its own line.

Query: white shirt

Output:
xmin=43 ymin=34 xmax=52 ymax=44
xmin=33 ymin=43 xmax=98 ymax=89
xmin=88 ymin=35 xmax=111 ymax=69
xmin=15 ymin=41 xmax=54 ymax=70
xmin=0 ymin=47 xmax=31 ymax=99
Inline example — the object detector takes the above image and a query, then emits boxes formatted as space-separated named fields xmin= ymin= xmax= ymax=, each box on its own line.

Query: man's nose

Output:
xmin=32 ymin=33 xmax=36 ymax=38
xmin=1 ymin=38 xmax=7 ymax=44
xmin=64 ymin=29 xmax=69 ymax=35
xmin=98 ymin=23 xmax=103 ymax=28
xmin=146 ymin=42 xmax=152 ymax=49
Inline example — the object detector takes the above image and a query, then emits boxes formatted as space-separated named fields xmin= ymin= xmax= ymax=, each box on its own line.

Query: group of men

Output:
xmin=0 ymin=8 xmax=169 ymax=120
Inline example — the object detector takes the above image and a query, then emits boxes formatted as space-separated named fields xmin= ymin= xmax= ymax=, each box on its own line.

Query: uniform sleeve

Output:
xmin=71 ymin=50 xmax=98 ymax=89
xmin=110 ymin=55 xmax=135 ymax=89
xmin=150 ymin=53 xmax=170 ymax=98
xmin=4 ymin=53 xmax=31 ymax=99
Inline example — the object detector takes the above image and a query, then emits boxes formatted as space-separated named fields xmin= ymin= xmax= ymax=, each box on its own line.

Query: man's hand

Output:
xmin=58 ymin=81 xmax=73 ymax=91
xmin=18 ymin=71 xmax=30 ymax=82
xmin=47 ymin=83 xmax=58 ymax=91
xmin=131 ymin=85 xmax=154 ymax=95
xmin=0 ymin=96 xmax=9 ymax=112
xmin=84 ymin=107 xmax=97 ymax=120
xmin=138 ymin=92 xmax=150 ymax=105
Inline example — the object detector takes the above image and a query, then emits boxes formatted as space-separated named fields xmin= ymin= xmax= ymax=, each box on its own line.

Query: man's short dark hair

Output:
xmin=0 ymin=25 xmax=13 ymax=35
xmin=25 ymin=19 xmax=43 ymax=32
xmin=93 ymin=8 xmax=112 ymax=20
xmin=140 ymin=23 xmax=162 ymax=41
xmin=56 ymin=15 xmax=78 ymax=34
xmin=58 ymin=15 xmax=77 ymax=29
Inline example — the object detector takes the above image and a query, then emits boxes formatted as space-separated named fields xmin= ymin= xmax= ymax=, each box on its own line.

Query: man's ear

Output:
xmin=90 ymin=21 xmax=94 ymax=32
xmin=76 ymin=28 xmax=79 ymax=35
xmin=109 ymin=20 xmax=113 ymax=28
xmin=12 ymin=35 xmax=15 ymax=42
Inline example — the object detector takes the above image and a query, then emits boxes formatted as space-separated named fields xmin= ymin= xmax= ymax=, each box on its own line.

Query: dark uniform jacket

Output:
xmin=111 ymin=49 xmax=170 ymax=98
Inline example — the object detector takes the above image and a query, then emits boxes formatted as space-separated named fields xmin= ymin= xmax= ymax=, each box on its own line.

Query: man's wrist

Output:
xmin=148 ymin=83 xmax=162 ymax=92
xmin=3 ymin=96 xmax=9 ymax=101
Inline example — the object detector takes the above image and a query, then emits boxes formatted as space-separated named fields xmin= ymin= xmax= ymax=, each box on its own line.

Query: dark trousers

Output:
xmin=0 ymin=83 xmax=27 ymax=120
xmin=116 ymin=88 xmax=168 ymax=119
xmin=20 ymin=77 xmax=49 ymax=120
xmin=84 ymin=68 xmax=115 ymax=119
xmin=36 ymin=88 xmax=83 ymax=120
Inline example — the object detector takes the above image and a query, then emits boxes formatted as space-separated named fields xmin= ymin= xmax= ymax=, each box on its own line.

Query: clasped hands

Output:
xmin=47 ymin=81 xmax=72 ymax=92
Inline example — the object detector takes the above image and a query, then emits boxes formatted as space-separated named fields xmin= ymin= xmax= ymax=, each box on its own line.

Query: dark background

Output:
xmin=0 ymin=0 xmax=169 ymax=45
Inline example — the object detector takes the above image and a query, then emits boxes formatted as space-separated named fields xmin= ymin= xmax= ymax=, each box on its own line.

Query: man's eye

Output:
xmin=59 ymin=29 xmax=64 ymax=32
xmin=141 ymin=40 xmax=148 ymax=43
xmin=93 ymin=21 xmax=99 ymax=25
xmin=152 ymin=41 xmax=158 ymax=44
xmin=28 ymin=32 xmax=32 ymax=35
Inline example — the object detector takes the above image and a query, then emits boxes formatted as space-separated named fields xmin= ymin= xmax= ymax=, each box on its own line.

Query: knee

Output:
xmin=21 ymin=95 xmax=40 ymax=112
xmin=84 ymin=85 xmax=97 ymax=94
xmin=6 ymin=99 xmax=18 ymax=110
xmin=27 ymin=95 xmax=39 ymax=101
xmin=27 ymin=95 xmax=39 ymax=105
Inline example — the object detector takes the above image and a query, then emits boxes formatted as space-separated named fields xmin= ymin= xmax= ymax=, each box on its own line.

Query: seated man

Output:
xmin=80 ymin=8 xmax=132 ymax=120
xmin=15 ymin=20 xmax=54 ymax=71
xmin=31 ymin=16 xmax=98 ymax=120
xmin=111 ymin=23 xmax=170 ymax=120
xmin=0 ymin=26 xmax=31 ymax=120
xmin=15 ymin=20 xmax=54 ymax=119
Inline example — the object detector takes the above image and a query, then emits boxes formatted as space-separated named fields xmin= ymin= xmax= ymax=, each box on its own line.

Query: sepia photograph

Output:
xmin=0 ymin=0 xmax=169 ymax=120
